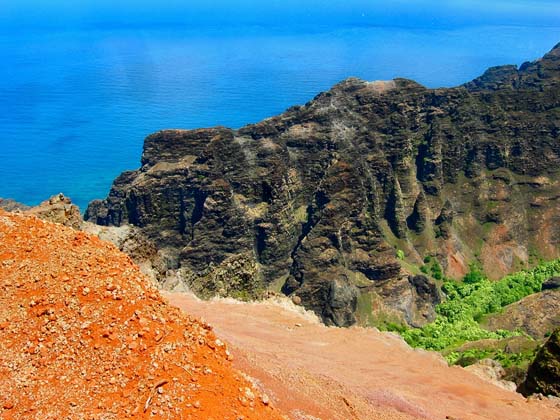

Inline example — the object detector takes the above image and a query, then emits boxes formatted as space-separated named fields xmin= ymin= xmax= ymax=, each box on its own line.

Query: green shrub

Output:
xmin=400 ymin=259 xmax=560 ymax=352
xmin=446 ymin=348 xmax=537 ymax=367
xmin=463 ymin=263 xmax=485 ymax=284
xmin=418 ymin=256 xmax=443 ymax=279
xmin=431 ymin=260 xmax=443 ymax=280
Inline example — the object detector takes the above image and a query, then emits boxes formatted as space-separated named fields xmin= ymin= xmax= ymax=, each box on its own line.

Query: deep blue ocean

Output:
xmin=1 ymin=2 xmax=560 ymax=210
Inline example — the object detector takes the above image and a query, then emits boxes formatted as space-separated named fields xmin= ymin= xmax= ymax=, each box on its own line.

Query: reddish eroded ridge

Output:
xmin=165 ymin=293 xmax=560 ymax=420
xmin=0 ymin=210 xmax=283 ymax=420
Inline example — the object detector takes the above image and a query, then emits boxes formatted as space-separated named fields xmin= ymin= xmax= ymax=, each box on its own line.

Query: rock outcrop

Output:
xmin=86 ymin=43 xmax=560 ymax=326
xmin=464 ymin=359 xmax=517 ymax=392
xmin=0 ymin=194 xmax=171 ymax=286
xmin=0 ymin=198 xmax=30 ymax=212
xmin=520 ymin=329 xmax=560 ymax=397
xmin=0 ymin=193 xmax=83 ymax=229
xmin=24 ymin=193 xmax=83 ymax=229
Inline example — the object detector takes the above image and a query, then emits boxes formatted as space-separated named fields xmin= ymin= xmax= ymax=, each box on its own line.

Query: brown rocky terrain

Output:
xmin=86 ymin=43 xmax=560 ymax=327
xmin=484 ymin=289 xmax=560 ymax=339
xmin=0 ymin=198 xmax=30 ymax=212
xmin=164 ymin=291 xmax=560 ymax=420
xmin=23 ymin=193 xmax=83 ymax=230
xmin=0 ymin=210 xmax=283 ymax=420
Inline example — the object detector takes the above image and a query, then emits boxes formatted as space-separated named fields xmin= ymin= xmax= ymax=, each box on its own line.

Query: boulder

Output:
xmin=542 ymin=277 xmax=560 ymax=291
xmin=25 ymin=193 xmax=82 ymax=230
xmin=519 ymin=329 xmax=560 ymax=397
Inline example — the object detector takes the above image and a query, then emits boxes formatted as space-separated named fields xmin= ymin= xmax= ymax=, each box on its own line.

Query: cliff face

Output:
xmin=86 ymin=44 xmax=560 ymax=327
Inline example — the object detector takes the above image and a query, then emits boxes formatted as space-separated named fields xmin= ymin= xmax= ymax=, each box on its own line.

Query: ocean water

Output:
xmin=1 ymin=19 xmax=560 ymax=211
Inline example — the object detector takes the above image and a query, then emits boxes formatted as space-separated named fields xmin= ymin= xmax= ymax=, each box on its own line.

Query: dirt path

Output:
xmin=164 ymin=292 xmax=560 ymax=420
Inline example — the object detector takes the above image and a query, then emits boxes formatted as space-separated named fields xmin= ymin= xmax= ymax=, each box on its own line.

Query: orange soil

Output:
xmin=0 ymin=210 xmax=284 ymax=420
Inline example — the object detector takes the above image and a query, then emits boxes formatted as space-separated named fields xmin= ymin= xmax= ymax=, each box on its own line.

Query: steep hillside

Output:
xmin=0 ymin=210 xmax=283 ymax=420
xmin=87 ymin=43 xmax=560 ymax=327
xmin=164 ymin=291 xmax=560 ymax=420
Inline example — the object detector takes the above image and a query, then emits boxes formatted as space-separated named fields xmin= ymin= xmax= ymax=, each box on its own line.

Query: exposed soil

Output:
xmin=165 ymin=292 xmax=560 ymax=420
xmin=0 ymin=210 xmax=283 ymax=420
xmin=3 ymin=208 xmax=559 ymax=420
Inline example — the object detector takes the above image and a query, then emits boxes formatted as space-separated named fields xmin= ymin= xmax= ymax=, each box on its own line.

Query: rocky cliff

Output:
xmin=86 ymin=43 xmax=560 ymax=327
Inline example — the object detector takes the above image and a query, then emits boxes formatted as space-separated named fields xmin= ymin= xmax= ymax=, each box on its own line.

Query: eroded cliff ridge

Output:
xmin=86 ymin=43 xmax=560 ymax=327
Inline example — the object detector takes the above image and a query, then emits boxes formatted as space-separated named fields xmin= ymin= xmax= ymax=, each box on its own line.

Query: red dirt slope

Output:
xmin=0 ymin=210 xmax=283 ymax=420
xmin=165 ymin=293 xmax=560 ymax=420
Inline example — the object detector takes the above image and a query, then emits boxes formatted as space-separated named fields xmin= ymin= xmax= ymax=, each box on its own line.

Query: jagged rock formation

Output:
xmin=24 ymin=193 xmax=83 ymax=230
xmin=520 ymin=329 xmax=560 ymax=397
xmin=87 ymin=44 xmax=560 ymax=326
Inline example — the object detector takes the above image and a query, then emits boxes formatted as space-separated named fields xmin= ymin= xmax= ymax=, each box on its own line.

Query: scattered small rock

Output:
xmin=0 ymin=210 xmax=283 ymax=420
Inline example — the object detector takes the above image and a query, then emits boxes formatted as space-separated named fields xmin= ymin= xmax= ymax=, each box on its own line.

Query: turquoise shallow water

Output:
xmin=1 ymin=22 xmax=560 ymax=211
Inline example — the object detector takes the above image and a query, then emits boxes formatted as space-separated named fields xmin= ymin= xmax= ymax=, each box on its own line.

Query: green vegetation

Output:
xmin=397 ymin=259 xmax=560 ymax=362
xmin=486 ymin=201 xmax=499 ymax=210
xmin=447 ymin=347 xmax=538 ymax=368
xmin=431 ymin=261 xmax=443 ymax=280
xmin=420 ymin=256 xmax=443 ymax=280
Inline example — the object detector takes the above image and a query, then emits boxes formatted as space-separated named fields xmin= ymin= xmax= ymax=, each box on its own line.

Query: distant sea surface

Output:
xmin=1 ymin=23 xmax=560 ymax=211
